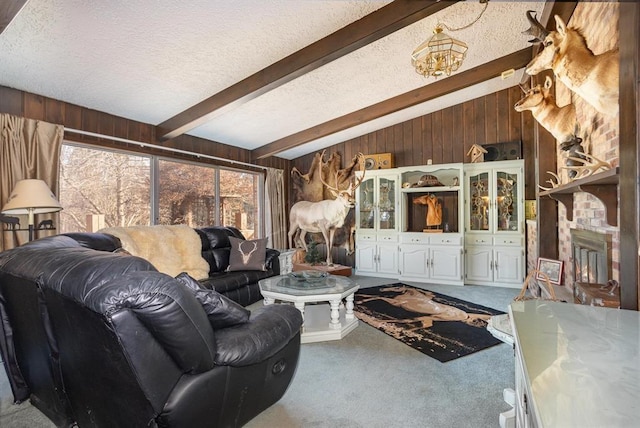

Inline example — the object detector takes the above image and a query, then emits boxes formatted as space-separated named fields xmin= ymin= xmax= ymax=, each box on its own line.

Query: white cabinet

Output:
xmin=354 ymin=233 xmax=399 ymax=277
xmin=399 ymin=234 xmax=463 ymax=285
xmin=355 ymin=170 xmax=400 ymax=278
xmin=464 ymin=160 xmax=525 ymax=288
xmin=465 ymin=245 xmax=524 ymax=286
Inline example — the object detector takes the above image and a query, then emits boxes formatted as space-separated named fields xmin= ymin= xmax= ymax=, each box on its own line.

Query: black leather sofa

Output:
xmin=195 ymin=226 xmax=280 ymax=306
xmin=69 ymin=226 xmax=280 ymax=307
xmin=0 ymin=234 xmax=302 ymax=427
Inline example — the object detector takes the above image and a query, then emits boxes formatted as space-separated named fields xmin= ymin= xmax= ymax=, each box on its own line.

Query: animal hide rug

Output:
xmin=99 ymin=224 xmax=210 ymax=280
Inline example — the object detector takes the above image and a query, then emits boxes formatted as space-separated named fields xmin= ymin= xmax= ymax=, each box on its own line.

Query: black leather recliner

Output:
xmin=0 ymin=234 xmax=302 ymax=427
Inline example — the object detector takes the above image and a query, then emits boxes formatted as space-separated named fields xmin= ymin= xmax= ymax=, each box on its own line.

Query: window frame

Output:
xmin=60 ymin=141 xmax=265 ymax=236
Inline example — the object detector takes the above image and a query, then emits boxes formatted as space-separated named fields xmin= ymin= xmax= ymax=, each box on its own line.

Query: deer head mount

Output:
xmin=524 ymin=13 xmax=619 ymax=116
xmin=288 ymin=150 xmax=365 ymax=265
xmin=514 ymin=75 xmax=580 ymax=144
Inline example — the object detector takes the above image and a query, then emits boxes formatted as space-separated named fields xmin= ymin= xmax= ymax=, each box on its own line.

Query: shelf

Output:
xmin=538 ymin=167 xmax=619 ymax=226
xmin=401 ymin=186 xmax=460 ymax=193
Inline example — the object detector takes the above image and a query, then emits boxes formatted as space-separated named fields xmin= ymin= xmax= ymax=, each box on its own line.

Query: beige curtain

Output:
xmin=264 ymin=167 xmax=287 ymax=250
xmin=0 ymin=114 xmax=64 ymax=250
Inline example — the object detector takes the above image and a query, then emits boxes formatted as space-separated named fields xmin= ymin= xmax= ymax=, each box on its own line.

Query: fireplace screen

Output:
xmin=571 ymin=229 xmax=611 ymax=285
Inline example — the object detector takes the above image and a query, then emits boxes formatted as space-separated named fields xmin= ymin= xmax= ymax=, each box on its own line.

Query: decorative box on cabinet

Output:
xmin=464 ymin=160 xmax=525 ymax=288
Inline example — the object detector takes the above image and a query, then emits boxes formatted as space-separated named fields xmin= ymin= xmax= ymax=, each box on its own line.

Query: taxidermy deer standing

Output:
xmin=524 ymin=12 xmax=619 ymax=116
xmin=288 ymin=152 xmax=364 ymax=265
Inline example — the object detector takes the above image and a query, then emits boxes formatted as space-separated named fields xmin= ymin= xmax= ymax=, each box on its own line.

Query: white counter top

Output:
xmin=509 ymin=300 xmax=640 ymax=427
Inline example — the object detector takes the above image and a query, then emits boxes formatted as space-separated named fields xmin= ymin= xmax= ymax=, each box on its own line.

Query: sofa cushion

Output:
xmin=199 ymin=270 xmax=272 ymax=294
xmin=99 ymin=225 xmax=210 ymax=279
xmin=175 ymin=273 xmax=250 ymax=329
xmin=227 ymin=237 xmax=267 ymax=272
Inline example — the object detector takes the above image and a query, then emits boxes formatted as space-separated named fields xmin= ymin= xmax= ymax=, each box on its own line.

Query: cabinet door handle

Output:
xmin=490 ymin=260 xmax=494 ymax=270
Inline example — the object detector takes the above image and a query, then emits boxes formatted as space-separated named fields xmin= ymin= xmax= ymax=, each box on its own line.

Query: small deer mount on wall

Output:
xmin=523 ymin=11 xmax=619 ymax=116
xmin=514 ymin=76 xmax=580 ymax=145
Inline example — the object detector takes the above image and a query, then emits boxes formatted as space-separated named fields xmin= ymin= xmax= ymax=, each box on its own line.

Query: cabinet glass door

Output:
xmin=378 ymin=177 xmax=395 ymax=231
xmin=468 ymin=172 xmax=489 ymax=231
xmin=496 ymin=170 xmax=519 ymax=232
xmin=358 ymin=177 xmax=375 ymax=230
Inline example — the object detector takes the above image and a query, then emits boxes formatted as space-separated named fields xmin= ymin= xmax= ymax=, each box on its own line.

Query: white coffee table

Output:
xmin=258 ymin=274 xmax=359 ymax=343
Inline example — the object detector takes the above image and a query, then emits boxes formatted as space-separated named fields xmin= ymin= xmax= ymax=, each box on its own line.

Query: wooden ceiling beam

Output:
xmin=252 ymin=47 xmax=534 ymax=160
xmin=0 ymin=0 xmax=28 ymax=35
xmin=156 ymin=0 xmax=459 ymax=140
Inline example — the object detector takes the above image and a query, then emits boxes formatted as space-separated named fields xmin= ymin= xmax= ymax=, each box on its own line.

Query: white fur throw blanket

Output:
xmin=99 ymin=225 xmax=210 ymax=280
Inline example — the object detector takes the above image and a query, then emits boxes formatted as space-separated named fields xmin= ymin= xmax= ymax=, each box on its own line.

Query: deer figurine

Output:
xmin=514 ymin=76 xmax=580 ymax=144
xmin=288 ymin=151 xmax=364 ymax=265
xmin=523 ymin=12 xmax=619 ymax=116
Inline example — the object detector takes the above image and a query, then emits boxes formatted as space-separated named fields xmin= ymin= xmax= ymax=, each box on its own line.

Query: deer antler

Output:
xmin=538 ymin=171 xmax=562 ymax=191
xmin=562 ymin=151 xmax=612 ymax=179
xmin=318 ymin=150 xmax=340 ymax=196
xmin=319 ymin=151 xmax=366 ymax=197
xmin=239 ymin=241 xmax=258 ymax=264
xmin=522 ymin=10 xmax=550 ymax=44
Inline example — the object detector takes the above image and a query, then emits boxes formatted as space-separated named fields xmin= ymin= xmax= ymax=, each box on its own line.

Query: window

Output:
xmin=59 ymin=144 xmax=151 ymax=233
xmin=219 ymin=169 xmax=260 ymax=239
xmin=157 ymin=159 xmax=217 ymax=227
xmin=59 ymin=143 xmax=263 ymax=236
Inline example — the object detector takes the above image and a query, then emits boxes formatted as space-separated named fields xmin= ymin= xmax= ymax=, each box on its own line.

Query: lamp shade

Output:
xmin=1 ymin=179 xmax=63 ymax=215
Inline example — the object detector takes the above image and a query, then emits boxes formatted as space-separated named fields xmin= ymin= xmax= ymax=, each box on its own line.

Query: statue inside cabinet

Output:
xmin=413 ymin=194 xmax=443 ymax=232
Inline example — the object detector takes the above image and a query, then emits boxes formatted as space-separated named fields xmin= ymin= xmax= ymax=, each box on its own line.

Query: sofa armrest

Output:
xmin=62 ymin=232 xmax=122 ymax=252
xmin=265 ymin=248 xmax=280 ymax=274
xmin=214 ymin=305 xmax=302 ymax=367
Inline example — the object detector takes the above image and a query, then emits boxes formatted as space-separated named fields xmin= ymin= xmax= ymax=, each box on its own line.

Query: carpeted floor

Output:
xmin=0 ymin=277 xmax=520 ymax=427
xmin=354 ymin=284 xmax=505 ymax=362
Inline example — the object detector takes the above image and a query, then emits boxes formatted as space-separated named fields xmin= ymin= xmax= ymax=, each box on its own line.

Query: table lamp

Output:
xmin=1 ymin=179 xmax=63 ymax=241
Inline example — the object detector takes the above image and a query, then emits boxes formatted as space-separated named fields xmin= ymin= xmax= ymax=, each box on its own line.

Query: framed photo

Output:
xmin=536 ymin=257 xmax=564 ymax=285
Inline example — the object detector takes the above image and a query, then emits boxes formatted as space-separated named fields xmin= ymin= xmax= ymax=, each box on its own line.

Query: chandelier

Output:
xmin=411 ymin=1 xmax=489 ymax=78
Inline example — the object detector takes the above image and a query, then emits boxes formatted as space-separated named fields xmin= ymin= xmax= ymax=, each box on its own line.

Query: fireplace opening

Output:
xmin=571 ymin=229 xmax=618 ymax=307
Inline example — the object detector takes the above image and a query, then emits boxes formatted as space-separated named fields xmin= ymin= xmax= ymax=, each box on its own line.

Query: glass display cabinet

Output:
xmin=464 ymin=160 xmax=525 ymax=288
xmin=466 ymin=163 xmax=523 ymax=234
xmin=356 ymin=172 xmax=399 ymax=233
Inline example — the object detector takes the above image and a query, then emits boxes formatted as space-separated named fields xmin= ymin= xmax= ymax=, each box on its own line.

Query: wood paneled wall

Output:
xmin=0 ymin=85 xmax=292 ymax=213
xmin=0 ymin=85 xmax=291 ymax=171
xmin=291 ymin=86 xmax=536 ymax=200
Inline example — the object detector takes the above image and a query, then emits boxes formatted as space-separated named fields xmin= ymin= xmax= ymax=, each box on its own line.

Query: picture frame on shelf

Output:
xmin=536 ymin=257 xmax=563 ymax=285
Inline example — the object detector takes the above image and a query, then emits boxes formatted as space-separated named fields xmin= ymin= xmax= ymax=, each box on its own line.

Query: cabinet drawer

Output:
xmin=466 ymin=236 xmax=491 ymax=246
xmin=378 ymin=234 xmax=398 ymax=243
xmin=430 ymin=234 xmax=462 ymax=246
xmin=356 ymin=232 xmax=376 ymax=241
xmin=494 ymin=237 xmax=523 ymax=246
xmin=400 ymin=234 xmax=429 ymax=244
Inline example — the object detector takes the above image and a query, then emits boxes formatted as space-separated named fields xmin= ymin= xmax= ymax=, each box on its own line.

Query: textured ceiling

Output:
xmin=0 ymin=0 xmax=545 ymax=160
